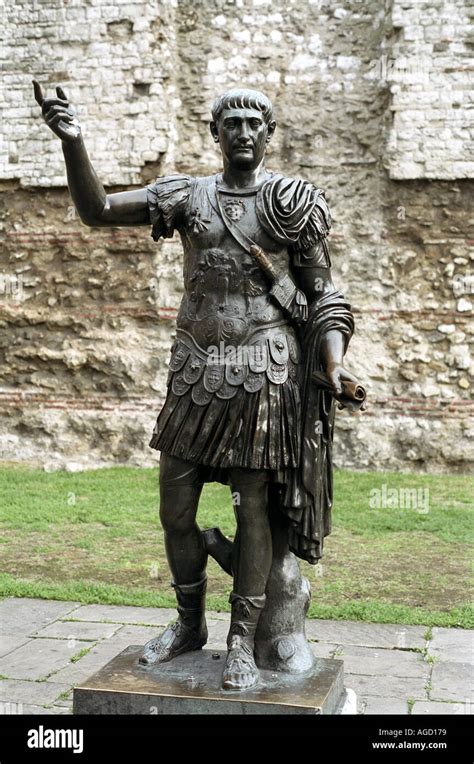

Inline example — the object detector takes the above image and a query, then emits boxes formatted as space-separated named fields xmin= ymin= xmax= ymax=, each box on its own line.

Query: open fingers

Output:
xmin=33 ymin=82 xmax=69 ymax=114
xmin=32 ymin=79 xmax=44 ymax=106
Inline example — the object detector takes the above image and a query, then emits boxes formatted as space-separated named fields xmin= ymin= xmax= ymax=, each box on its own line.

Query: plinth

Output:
xmin=73 ymin=646 xmax=345 ymax=715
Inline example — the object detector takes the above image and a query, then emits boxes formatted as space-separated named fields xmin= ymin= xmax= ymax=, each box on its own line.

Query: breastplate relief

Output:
xmin=177 ymin=182 xmax=293 ymax=347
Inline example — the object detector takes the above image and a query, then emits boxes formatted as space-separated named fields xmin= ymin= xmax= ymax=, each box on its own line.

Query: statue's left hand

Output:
xmin=325 ymin=363 xmax=359 ymax=397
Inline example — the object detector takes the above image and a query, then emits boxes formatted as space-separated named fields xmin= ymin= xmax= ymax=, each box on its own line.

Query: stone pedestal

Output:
xmin=73 ymin=646 xmax=345 ymax=715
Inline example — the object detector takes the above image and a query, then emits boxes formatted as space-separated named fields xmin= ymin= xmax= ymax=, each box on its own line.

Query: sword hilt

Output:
xmin=249 ymin=244 xmax=278 ymax=282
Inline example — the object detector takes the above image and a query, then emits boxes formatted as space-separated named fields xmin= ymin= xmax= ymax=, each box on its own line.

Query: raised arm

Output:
xmin=33 ymin=81 xmax=149 ymax=227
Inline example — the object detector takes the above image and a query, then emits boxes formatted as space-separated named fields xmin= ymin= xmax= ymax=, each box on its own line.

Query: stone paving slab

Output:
xmin=310 ymin=642 xmax=339 ymax=659
xmin=52 ymin=689 xmax=73 ymax=704
xmin=203 ymin=617 xmax=229 ymax=648
xmin=412 ymin=700 xmax=472 ymax=715
xmin=33 ymin=620 xmax=122 ymax=641
xmin=108 ymin=624 xmax=167 ymax=646
xmin=331 ymin=645 xmax=429 ymax=679
xmin=344 ymin=672 xmax=428 ymax=700
xmin=0 ymin=599 xmax=80 ymax=636
xmin=207 ymin=616 xmax=230 ymax=627
xmin=67 ymin=604 xmax=177 ymax=625
xmin=52 ymin=699 xmax=73 ymax=710
xmin=430 ymin=661 xmax=473 ymax=703
xmin=0 ymin=678 xmax=71 ymax=705
xmin=20 ymin=704 xmax=72 ymax=715
xmin=429 ymin=628 xmax=473 ymax=664
xmin=0 ymin=637 xmax=93 ymax=681
xmin=362 ymin=696 xmax=409 ymax=715
xmin=51 ymin=639 xmax=140 ymax=686
xmin=206 ymin=638 xmax=227 ymax=649
xmin=0 ymin=634 xmax=31 ymax=659
xmin=98 ymin=627 xmax=166 ymax=652
xmin=305 ymin=620 xmax=426 ymax=649
xmin=0 ymin=599 xmax=472 ymax=716
xmin=205 ymin=618 xmax=229 ymax=641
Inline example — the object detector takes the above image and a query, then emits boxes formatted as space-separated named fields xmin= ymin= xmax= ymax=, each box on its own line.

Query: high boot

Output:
xmin=139 ymin=577 xmax=208 ymax=666
xmin=222 ymin=592 xmax=266 ymax=691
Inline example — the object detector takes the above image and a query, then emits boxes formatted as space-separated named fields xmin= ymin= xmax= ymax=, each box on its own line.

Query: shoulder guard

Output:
xmin=256 ymin=174 xmax=332 ymax=253
xmin=147 ymin=174 xmax=193 ymax=241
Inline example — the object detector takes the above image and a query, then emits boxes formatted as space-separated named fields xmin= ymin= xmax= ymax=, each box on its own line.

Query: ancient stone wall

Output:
xmin=386 ymin=0 xmax=473 ymax=179
xmin=0 ymin=0 xmax=472 ymax=472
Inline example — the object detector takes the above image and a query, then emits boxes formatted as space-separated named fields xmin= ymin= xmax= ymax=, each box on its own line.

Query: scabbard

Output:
xmin=249 ymin=244 xmax=305 ymax=315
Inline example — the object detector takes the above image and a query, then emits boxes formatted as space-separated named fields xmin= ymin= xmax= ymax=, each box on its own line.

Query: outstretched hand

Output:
xmin=33 ymin=81 xmax=81 ymax=143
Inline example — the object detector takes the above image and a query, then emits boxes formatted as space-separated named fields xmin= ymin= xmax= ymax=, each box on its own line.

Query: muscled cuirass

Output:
xmin=178 ymin=180 xmax=291 ymax=347
xmin=168 ymin=177 xmax=300 ymax=404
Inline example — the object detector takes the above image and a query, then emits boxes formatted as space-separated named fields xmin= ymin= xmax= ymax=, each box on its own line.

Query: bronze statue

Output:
xmin=34 ymin=82 xmax=364 ymax=692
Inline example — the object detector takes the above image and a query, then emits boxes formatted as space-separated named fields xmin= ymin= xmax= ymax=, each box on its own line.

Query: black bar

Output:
xmin=0 ymin=713 xmax=471 ymax=761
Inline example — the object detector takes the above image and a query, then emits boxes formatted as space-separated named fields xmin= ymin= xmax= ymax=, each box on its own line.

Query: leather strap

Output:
xmin=212 ymin=181 xmax=307 ymax=324
xmin=214 ymin=182 xmax=262 ymax=255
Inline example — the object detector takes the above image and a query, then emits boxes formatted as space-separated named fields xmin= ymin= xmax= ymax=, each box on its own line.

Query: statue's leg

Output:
xmin=254 ymin=484 xmax=315 ymax=673
xmin=201 ymin=486 xmax=315 ymax=674
xmin=139 ymin=453 xmax=208 ymax=666
xmin=222 ymin=469 xmax=271 ymax=691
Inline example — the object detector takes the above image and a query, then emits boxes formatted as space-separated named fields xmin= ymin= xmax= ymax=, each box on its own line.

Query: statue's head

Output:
xmin=210 ymin=88 xmax=276 ymax=170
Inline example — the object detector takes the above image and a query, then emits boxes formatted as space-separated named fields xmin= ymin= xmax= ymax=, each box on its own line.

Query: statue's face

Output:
xmin=211 ymin=107 xmax=275 ymax=169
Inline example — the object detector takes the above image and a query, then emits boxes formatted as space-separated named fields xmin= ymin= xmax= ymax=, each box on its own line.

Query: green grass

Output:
xmin=0 ymin=465 xmax=472 ymax=628
xmin=70 ymin=646 xmax=91 ymax=663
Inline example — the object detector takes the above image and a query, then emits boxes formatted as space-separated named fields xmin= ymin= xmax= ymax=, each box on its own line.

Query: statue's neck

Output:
xmin=220 ymin=160 xmax=270 ymax=190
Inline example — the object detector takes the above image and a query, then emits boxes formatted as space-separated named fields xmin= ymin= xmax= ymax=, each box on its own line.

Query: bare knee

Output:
xmin=158 ymin=453 xmax=202 ymax=533
xmin=159 ymin=498 xmax=197 ymax=534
